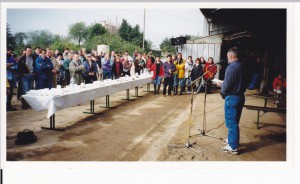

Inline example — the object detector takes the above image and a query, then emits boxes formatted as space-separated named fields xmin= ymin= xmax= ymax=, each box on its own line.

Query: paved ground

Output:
xmin=6 ymin=85 xmax=286 ymax=161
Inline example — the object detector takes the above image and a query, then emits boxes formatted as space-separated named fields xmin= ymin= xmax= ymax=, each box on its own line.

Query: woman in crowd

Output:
xmin=203 ymin=57 xmax=217 ymax=94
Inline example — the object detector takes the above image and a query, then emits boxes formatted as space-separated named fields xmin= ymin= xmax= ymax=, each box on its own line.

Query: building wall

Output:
xmin=178 ymin=43 xmax=222 ymax=79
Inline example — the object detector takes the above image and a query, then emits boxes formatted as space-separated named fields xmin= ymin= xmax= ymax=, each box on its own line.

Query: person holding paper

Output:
xmin=216 ymin=47 xmax=249 ymax=155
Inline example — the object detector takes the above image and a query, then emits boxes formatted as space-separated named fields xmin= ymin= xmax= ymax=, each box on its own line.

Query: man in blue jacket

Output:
xmin=35 ymin=49 xmax=54 ymax=89
xmin=84 ymin=53 xmax=98 ymax=84
xmin=217 ymin=47 xmax=249 ymax=155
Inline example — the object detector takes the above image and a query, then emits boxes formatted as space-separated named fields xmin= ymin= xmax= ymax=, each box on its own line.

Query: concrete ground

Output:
xmin=6 ymin=85 xmax=286 ymax=161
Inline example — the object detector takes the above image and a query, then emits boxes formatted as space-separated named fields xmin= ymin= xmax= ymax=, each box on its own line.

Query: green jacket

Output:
xmin=69 ymin=60 xmax=86 ymax=85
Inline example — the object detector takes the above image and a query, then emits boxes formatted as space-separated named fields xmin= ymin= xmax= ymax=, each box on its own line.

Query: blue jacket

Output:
xmin=84 ymin=60 xmax=98 ymax=77
xmin=35 ymin=56 xmax=54 ymax=79
xmin=221 ymin=60 xmax=249 ymax=96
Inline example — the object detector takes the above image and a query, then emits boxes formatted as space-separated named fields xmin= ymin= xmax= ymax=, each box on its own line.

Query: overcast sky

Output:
xmin=7 ymin=8 xmax=205 ymax=49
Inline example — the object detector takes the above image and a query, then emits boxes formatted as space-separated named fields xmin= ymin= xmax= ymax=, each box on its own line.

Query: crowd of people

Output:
xmin=5 ymin=45 xmax=223 ymax=111
xmin=6 ymin=45 xmax=285 ymax=112
xmin=6 ymin=46 xmax=157 ymax=111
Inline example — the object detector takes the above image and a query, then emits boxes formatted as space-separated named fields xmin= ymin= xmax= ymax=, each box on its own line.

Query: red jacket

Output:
xmin=150 ymin=62 xmax=164 ymax=79
xmin=273 ymin=77 xmax=286 ymax=90
xmin=203 ymin=63 xmax=217 ymax=79
xmin=146 ymin=58 xmax=153 ymax=69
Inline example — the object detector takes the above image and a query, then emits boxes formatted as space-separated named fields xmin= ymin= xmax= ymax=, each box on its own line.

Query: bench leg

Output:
xmin=257 ymin=110 xmax=260 ymax=129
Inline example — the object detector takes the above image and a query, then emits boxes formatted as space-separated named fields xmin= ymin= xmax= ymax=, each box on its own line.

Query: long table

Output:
xmin=22 ymin=75 xmax=152 ymax=131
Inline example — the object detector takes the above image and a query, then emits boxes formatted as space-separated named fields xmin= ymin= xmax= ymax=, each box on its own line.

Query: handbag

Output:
xmin=15 ymin=129 xmax=37 ymax=145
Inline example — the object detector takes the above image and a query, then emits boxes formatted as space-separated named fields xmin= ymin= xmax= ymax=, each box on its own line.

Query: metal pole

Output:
xmin=143 ymin=8 xmax=146 ymax=51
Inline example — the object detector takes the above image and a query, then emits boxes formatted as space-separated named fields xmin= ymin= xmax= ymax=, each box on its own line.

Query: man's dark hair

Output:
xmin=35 ymin=47 xmax=40 ymax=50
xmin=57 ymin=53 xmax=63 ymax=57
xmin=167 ymin=54 xmax=172 ymax=58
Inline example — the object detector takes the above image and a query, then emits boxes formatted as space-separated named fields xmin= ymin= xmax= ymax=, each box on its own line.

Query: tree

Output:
xmin=51 ymin=35 xmax=79 ymax=52
xmin=26 ymin=30 xmax=54 ymax=49
xmin=68 ymin=22 xmax=88 ymax=46
xmin=118 ymin=19 xmax=131 ymax=42
xmin=160 ymin=37 xmax=176 ymax=53
xmin=87 ymin=23 xmax=107 ymax=41
xmin=14 ymin=32 xmax=28 ymax=46
xmin=118 ymin=19 xmax=148 ymax=50
xmin=7 ymin=24 xmax=16 ymax=48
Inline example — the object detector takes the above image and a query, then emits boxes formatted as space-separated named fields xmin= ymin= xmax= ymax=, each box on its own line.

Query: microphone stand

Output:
xmin=190 ymin=63 xmax=222 ymax=140
xmin=168 ymin=63 xmax=222 ymax=156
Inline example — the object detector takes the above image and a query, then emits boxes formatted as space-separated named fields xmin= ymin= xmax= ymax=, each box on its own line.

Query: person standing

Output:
xmin=184 ymin=56 xmax=194 ymax=94
xmin=150 ymin=56 xmax=164 ymax=95
xmin=162 ymin=55 xmax=176 ymax=96
xmin=122 ymin=56 xmax=132 ymax=76
xmin=47 ymin=49 xmax=60 ymax=88
xmin=6 ymin=47 xmax=18 ymax=111
xmin=190 ymin=58 xmax=203 ymax=94
xmin=173 ymin=53 xmax=186 ymax=95
xmin=56 ymin=53 xmax=66 ymax=87
xmin=34 ymin=47 xmax=41 ymax=58
xmin=35 ymin=49 xmax=54 ymax=89
xmin=134 ymin=53 xmax=145 ymax=75
xmin=83 ymin=54 xmax=98 ymax=84
xmin=123 ymin=51 xmax=133 ymax=63
xmin=216 ymin=47 xmax=249 ymax=155
xmin=112 ymin=55 xmax=124 ymax=79
xmin=69 ymin=54 xmax=86 ymax=85
xmin=63 ymin=53 xmax=73 ymax=86
xmin=17 ymin=46 xmax=36 ymax=109
xmin=101 ymin=53 xmax=113 ymax=80
xmin=203 ymin=57 xmax=217 ymax=94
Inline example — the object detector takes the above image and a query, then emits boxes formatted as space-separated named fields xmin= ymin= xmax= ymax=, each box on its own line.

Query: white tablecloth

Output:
xmin=22 ymin=76 xmax=152 ymax=118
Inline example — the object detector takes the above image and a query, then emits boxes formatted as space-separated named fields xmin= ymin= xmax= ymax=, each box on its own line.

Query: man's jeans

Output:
xmin=224 ymin=95 xmax=245 ymax=149
xmin=22 ymin=74 xmax=35 ymax=94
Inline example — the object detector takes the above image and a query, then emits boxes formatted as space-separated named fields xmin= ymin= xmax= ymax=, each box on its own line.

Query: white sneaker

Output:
xmin=221 ymin=145 xmax=238 ymax=155
xmin=223 ymin=138 xmax=228 ymax=145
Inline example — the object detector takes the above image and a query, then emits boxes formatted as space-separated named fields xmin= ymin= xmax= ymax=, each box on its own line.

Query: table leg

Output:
xmin=83 ymin=100 xmax=99 ymax=114
xmin=144 ymin=83 xmax=154 ymax=92
xmin=122 ymin=89 xmax=134 ymax=101
xmin=100 ymin=95 xmax=111 ymax=108
xmin=41 ymin=114 xmax=64 ymax=131
xmin=132 ymin=86 xmax=143 ymax=97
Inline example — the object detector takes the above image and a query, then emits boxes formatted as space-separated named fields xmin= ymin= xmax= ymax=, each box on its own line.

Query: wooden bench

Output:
xmin=243 ymin=105 xmax=286 ymax=129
